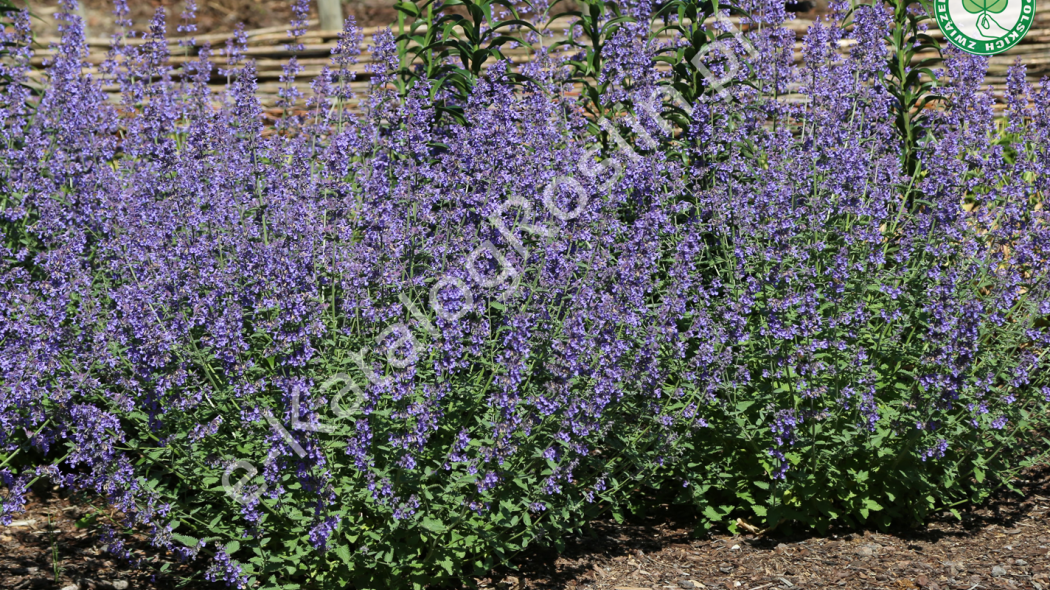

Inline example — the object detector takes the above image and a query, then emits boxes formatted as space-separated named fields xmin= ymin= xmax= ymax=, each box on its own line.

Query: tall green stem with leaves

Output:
xmin=877 ymin=0 xmax=943 ymax=181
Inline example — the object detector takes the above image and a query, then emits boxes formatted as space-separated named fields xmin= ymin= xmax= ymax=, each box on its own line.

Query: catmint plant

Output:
xmin=0 ymin=0 xmax=1046 ymax=589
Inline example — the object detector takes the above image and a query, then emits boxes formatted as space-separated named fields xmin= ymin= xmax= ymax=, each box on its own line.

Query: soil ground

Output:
xmin=486 ymin=465 xmax=1050 ymax=590
xmin=487 ymin=464 xmax=1050 ymax=587
xmin=2 ymin=465 xmax=1049 ymax=590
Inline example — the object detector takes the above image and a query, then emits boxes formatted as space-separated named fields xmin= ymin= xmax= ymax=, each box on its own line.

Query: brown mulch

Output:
xmin=0 ymin=484 xmax=225 ymax=590
xmin=3 ymin=465 xmax=1050 ymax=590
xmin=487 ymin=465 xmax=1050 ymax=590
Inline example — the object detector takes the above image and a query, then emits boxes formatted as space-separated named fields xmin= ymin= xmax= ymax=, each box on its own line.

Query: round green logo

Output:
xmin=934 ymin=0 xmax=1035 ymax=55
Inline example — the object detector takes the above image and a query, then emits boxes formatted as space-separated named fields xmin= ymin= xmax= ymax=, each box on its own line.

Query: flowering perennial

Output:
xmin=0 ymin=0 xmax=1048 ymax=588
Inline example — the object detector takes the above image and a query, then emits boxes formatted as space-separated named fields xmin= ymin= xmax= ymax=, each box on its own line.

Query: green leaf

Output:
xmin=702 ymin=505 xmax=724 ymax=522
xmin=420 ymin=517 xmax=446 ymax=533
xmin=974 ymin=467 xmax=985 ymax=483
xmin=335 ymin=544 xmax=352 ymax=566
xmin=439 ymin=557 xmax=454 ymax=575
xmin=396 ymin=0 xmax=420 ymax=16
xmin=172 ymin=533 xmax=200 ymax=547
xmin=225 ymin=540 xmax=241 ymax=554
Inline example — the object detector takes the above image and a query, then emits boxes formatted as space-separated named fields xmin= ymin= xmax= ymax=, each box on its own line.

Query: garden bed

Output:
xmin=4 ymin=464 xmax=1050 ymax=590
xmin=494 ymin=465 xmax=1050 ymax=590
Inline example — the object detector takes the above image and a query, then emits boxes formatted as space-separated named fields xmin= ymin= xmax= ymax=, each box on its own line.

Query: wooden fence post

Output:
xmin=318 ymin=0 xmax=344 ymax=31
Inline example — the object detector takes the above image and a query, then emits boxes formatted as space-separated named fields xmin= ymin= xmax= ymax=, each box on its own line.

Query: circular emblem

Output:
xmin=934 ymin=0 xmax=1035 ymax=55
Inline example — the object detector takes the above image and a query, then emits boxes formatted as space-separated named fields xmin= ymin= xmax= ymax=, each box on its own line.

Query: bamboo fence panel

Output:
xmin=21 ymin=5 xmax=1050 ymax=112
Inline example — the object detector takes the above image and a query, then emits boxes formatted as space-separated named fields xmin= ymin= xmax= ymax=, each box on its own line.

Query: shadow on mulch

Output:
xmin=0 ymin=482 xmax=227 ymax=590
xmin=486 ymin=464 xmax=1050 ymax=590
